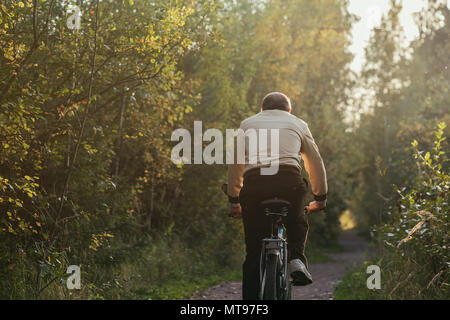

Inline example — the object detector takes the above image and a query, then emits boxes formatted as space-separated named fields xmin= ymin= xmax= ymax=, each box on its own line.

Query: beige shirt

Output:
xmin=227 ymin=109 xmax=328 ymax=198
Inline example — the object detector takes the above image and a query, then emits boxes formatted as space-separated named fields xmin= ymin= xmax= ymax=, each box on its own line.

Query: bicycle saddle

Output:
xmin=260 ymin=198 xmax=292 ymax=217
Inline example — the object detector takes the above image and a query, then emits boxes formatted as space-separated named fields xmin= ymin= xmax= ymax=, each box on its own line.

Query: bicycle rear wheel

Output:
xmin=286 ymin=279 xmax=292 ymax=300
xmin=263 ymin=254 xmax=280 ymax=300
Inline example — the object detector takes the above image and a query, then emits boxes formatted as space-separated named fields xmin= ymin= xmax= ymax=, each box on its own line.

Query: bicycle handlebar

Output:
xmin=222 ymin=183 xmax=314 ymax=216
xmin=221 ymin=183 xmax=324 ymax=217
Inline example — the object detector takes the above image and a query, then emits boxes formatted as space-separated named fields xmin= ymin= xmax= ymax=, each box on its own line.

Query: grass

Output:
xmin=334 ymin=257 xmax=450 ymax=300
xmin=138 ymin=248 xmax=341 ymax=300
xmin=306 ymin=242 xmax=343 ymax=264
xmin=94 ymin=221 xmax=346 ymax=300
xmin=123 ymin=246 xmax=342 ymax=300
xmin=334 ymin=244 xmax=450 ymax=300
xmin=333 ymin=261 xmax=382 ymax=300
xmin=131 ymin=268 xmax=242 ymax=300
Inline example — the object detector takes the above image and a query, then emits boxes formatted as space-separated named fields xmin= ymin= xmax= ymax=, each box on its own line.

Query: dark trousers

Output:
xmin=239 ymin=168 xmax=309 ymax=300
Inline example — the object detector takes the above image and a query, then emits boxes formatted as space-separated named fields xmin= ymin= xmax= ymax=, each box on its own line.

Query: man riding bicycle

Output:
xmin=226 ymin=92 xmax=328 ymax=300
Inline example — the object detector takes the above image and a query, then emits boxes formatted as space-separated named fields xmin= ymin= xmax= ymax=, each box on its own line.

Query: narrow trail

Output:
xmin=191 ymin=229 xmax=369 ymax=300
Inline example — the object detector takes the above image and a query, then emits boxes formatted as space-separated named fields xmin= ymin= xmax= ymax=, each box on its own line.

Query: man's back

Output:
xmin=229 ymin=109 xmax=327 ymax=199
xmin=240 ymin=109 xmax=309 ymax=174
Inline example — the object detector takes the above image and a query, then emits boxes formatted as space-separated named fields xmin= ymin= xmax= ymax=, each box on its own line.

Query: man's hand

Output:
xmin=229 ymin=202 xmax=242 ymax=219
xmin=307 ymin=200 xmax=326 ymax=213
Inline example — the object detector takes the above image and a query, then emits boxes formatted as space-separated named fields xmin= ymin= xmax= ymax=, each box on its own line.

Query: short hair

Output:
xmin=261 ymin=92 xmax=291 ymax=111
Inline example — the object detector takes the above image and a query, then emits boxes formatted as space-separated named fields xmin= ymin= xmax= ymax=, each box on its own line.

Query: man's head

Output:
xmin=261 ymin=92 xmax=291 ymax=112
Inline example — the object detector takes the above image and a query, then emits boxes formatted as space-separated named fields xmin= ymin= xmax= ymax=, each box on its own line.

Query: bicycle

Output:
xmin=222 ymin=184 xmax=307 ymax=300
xmin=259 ymin=197 xmax=306 ymax=300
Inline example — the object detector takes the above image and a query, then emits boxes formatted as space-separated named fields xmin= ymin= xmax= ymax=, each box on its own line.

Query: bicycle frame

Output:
xmin=258 ymin=216 xmax=290 ymax=300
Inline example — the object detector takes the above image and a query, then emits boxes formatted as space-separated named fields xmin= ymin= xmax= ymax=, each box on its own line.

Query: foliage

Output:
xmin=335 ymin=1 xmax=449 ymax=300
xmin=1 ymin=0 xmax=447 ymax=300
xmin=0 ymin=0 xmax=220 ymax=299
xmin=1 ymin=0 xmax=353 ymax=299
xmin=348 ymin=1 xmax=450 ymax=233
xmin=334 ymin=261 xmax=381 ymax=300
xmin=336 ymin=124 xmax=449 ymax=300
xmin=376 ymin=123 xmax=449 ymax=299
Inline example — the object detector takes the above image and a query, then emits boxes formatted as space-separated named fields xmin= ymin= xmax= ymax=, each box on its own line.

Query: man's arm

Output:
xmin=227 ymin=163 xmax=245 ymax=203
xmin=227 ymin=161 xmax=244 ymax=219
xmin=226 ymin=130 xmax=245 ymax=218
xmin=300 ymin=124 xmax=328 ymax=202
xmin=227 ymin=126 xmax=245 ymax=202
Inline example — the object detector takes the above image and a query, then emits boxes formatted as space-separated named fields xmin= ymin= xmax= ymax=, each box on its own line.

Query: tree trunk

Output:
xmin=114 ymin=91 xmax=127 ymax=183
xmin=146 ymin=183 xmax=154 ymax=232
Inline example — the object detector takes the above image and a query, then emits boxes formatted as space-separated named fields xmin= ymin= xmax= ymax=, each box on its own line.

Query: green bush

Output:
xmin=336 ymin=123 xmax=449 ymax=300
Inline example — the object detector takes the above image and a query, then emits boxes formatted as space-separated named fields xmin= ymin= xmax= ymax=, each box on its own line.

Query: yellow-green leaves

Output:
xmin=89 ymin=232 xmax=114 ymax=251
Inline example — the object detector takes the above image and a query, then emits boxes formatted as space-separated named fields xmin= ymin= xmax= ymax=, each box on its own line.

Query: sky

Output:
xmin=347 ymin=0 xmax=430 ymax=73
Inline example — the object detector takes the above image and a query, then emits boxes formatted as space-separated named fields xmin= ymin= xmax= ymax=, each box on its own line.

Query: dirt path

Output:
xmin=191 ymin=229 xmax=369 ymax=300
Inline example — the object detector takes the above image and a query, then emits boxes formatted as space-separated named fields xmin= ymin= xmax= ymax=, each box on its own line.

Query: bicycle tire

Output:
xmin=263 ymin=254 xmax=279 ymax=300
xmin=286 ymin=280 xmax=292 ymax=300
xmin=280 ymin=257 xmax=291 ymax=300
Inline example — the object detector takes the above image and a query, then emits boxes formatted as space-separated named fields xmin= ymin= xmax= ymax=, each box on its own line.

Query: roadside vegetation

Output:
xmin=336 ymin=124 xmax=449 ymax=300
xmin=0 ymin=0 xmax=350 ymax=299
xmin=334 ymin=0 xmax=449 ymax=300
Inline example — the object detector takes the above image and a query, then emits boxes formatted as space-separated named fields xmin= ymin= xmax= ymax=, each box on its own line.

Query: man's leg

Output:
xmin=280 ymin=176 xmax=312 ymax=285
xmin=239 ymin=172 xmax=310 ymax=297
xmin=241 ymin=195 xmax=268 ymax=300
xmin=284 ymin=179 xmax=309 ymax=267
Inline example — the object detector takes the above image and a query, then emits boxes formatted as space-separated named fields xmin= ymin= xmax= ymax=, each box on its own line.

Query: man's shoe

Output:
xmin=289 ymin=259 xmax=313 ymax=286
